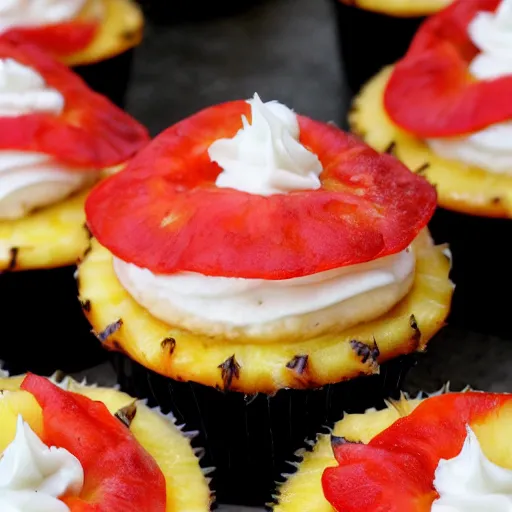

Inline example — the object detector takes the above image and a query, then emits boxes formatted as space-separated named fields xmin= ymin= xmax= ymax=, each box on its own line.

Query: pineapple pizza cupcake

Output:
xmin=350 ymin=0 xmax=512 ymax=337
xmin=0 ymin=0 xmax=144 ymax=106
xmin=0 ymin=39 xmax=149 ymax=376
xmin=331 ymin=0 xmax=452 ymax=95
xmin=274 ymin=389 xmax=512 ymax=512
xmin=0 ymin=372 xmax=211 ymax=511
xmin=78 ymin=94 xmax=453 ymax=505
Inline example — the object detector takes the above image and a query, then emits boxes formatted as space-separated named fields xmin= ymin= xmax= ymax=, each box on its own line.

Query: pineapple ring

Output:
xmin=0 ymin=375 xmax=211 ymax=512
xmin=338 ymin=0 xmax=452 ymax=17
xmin=350 ymin=66 xmax=512 ymax=218
xmin=77 ymin=229 xmax=453 ymax=394
xmin=0 ymin=188 xmax=91 ymax=271
xmin=273 ymin=397 xmax=422 ymax=512
xmin=64 ymin=0 xmax=144 ymax=67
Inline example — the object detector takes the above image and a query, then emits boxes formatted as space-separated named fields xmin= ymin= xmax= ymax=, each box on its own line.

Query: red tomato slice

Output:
xmin=322 ymin=392 xmax=512 ymax=512
xmin=85 ymin=100 xmax=436 ymax=279
xmin=2 ymin=20 xmax=97 ymax=58
xmin=384 ymin=0 xmax=512 ymax=138
xmin=21 ymin=374 xmax=166 ymax=512
xmin=0 ymin=40 xmax=149 ymax=168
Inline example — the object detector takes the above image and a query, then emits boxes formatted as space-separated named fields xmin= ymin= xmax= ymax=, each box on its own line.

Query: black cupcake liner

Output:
xmin=113 ymin=352 xmax=415 ymax=506
xmin=331 ymin=0 xmax=424 ymax=95
xmin=428 ymin=208 xmax=512 ymax=339
xmin=0 ymin=266 xmax=107 ymax=376
xmin=73 ymin=49 xmax=134 ymax=108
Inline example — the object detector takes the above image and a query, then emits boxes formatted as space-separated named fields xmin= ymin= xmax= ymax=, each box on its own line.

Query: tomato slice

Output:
xmin=0 ymin=40 xmax=149 ymax=168
xmin=383 ymin=0 xmax=512 ymax=138
xmin=2 ymin=20 xmax=98 ymax=58
xmin=322 ymin=392 xmax=512 ymax=512
xmin=85 ymin=100 xmax=436 ymax=279
xmin=21 ymin=374 xmax=166 ymax=512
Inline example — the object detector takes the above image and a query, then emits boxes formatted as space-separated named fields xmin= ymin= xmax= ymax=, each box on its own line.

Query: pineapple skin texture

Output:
xmin=338 ymin=0 xmax=452 ymax=17
xmin=350 ymin=66 xmax=512 ymax=218
xmin=0 ymin=189 xmax=92 ymax=271
xmin=273 ymin=395 xmax=512 ymax=512
xmin=63 ymin=0 xmax=144 ymax=66
xmin=0 ymin=376 xmax=211 ymax=512
xmin=78 ymin=229 xmax=453 ymax=395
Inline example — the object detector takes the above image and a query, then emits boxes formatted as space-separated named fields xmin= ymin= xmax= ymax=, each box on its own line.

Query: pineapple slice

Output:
xmin=64 ymin=0 xmax=144 ymax=67
xmin=0 ymin=375 xmax=211 ymax=512
xmin=77 ymin=229 xmax=453 ymax=394
xmin=338 ymin=0 xmax=452 ymax=17
xmin=274 ymin=397 xmax=422 ymax=512
xmin=0 ymin=189 xmax=91 ymax=271
xmin=350 ymin=66 xmax=512 ymax=218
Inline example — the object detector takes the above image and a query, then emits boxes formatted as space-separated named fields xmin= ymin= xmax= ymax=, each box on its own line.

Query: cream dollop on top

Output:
xmin=0 ymin=0 xmax=87 ymax=33
xmin=427 ymin=0 xmax=512 ymax=174
xmin=209 ymin=93 xmax=323 ymax=196
xmin=432 ymin=426 xmax=512 ymax=511
xmin=0 ymin=415 xmax=84 ymax=512
xmin=0 ymin=59 xmax=97 ymax=219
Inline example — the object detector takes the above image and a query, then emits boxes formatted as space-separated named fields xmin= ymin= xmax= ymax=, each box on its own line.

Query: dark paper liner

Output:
xmin=136 ymin=0 xmax=258 ymax=23
xmin=0 ymin=267 xmax=107 ymax=376
xmin=113 ymin=352 xmax=415 ymax=506
xmin=428 ymin=208 xmax=512 ymax=339
xmin=73 ymin=49 xmax=134 ymax=108
xmin=331 ymin=0 xmax=423 ymax=95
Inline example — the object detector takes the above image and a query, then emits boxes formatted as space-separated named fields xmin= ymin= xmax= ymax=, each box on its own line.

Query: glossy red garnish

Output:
xmin=322 ymin=392 xmax=512 ymax=512
xmin=21 ymin=374 xmax=166 ymax=512
xmin=2 ymin=20 xmax=97 ymax=58
xmin=384 ymin=0 xmax=512 ymax=137
xmin=0 ymin=40 xmax=149 ymax=168
xmin=85 ymin=100 xmax=436 ymax=279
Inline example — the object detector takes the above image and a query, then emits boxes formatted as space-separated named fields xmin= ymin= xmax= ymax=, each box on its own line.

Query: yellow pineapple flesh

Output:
xmin=64 ymin=0 xmax=144 ymax=66
xmin=0 ymin=376 xmax=211 ymax=512
xmin=339 ymin=0 xmax=452 ymax=17
xmin=350 ymin=66 xmax=512 ymax=218
xmin=78 ymin=229 xmax=453 ymax=394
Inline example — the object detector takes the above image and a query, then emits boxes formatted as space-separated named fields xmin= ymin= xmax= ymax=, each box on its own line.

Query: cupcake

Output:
xmin=78 ymin=94 xmax=453 ymax=505
xmin=331 ymin=0 xmax=452 ymax=96
xmin=0 ymin=372 xmax=211 ymax=511
xmin=275 ymin=389 xmax=512 ymax=511
xmin=0 ymin=39 xmax=149 ymax=376
xmin=0 ymin=0 xmax=144 ymax=106
xmin=350 ymin=0 xmax=512 ymax=337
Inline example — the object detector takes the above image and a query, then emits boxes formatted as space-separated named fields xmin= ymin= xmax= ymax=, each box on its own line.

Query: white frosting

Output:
xmin=0 ymin=0 xmax=87 ymax=33
xmin=0 ymin=415 xmax=84 ymax=512
xmin=0 ymin=152 xmax=96 ymax=219
xmin=113 ymin=247 xmax=415 ymax=327
xmin=427 ymin=0 xmax=512 ymax=174
xmin=209 ymin=93 xmax=323 ymax=196
xmin=0 ymin=59 xmax=64 ymax=117
xmin=432 ymin=426 xmax=512 ymax=511
xmin=0 ymin=60 xmax=97 ymax=219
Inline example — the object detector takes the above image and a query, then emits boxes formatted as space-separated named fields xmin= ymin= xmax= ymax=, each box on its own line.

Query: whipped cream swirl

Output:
xmin=427 ymin=0 xmax=512 ymax=174
xmin=0 ymin=0 xmax=87 ymax=33
xmin=0 ymin=59 xmax=97 ymax=219
xmin=0 ymin=415 xmax=84 ymax=512
xmin=209 ymin=93 xmax=323 ymax=196
xmin=432 ymin=426 xmax=512 ymax=511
